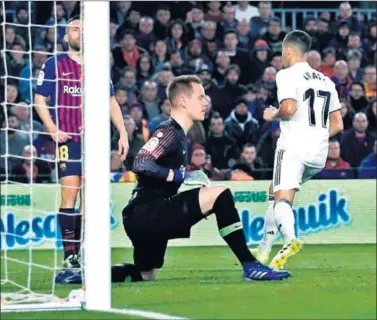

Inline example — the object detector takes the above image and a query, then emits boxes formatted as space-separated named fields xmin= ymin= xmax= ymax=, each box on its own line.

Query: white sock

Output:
xmin=274 ymin=201 xmax=296 ymax=245
xmin=259 ymin=200 xmax=278 ymax=254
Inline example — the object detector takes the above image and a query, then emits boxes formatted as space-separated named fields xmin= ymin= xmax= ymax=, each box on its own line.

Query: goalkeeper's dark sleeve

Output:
xmin=132 ymin=126 xmax=181 ymax=181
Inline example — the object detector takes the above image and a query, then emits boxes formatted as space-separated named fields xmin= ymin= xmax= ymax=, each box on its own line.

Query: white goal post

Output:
xmin=1 ymin=1 xmax=111 ymax=313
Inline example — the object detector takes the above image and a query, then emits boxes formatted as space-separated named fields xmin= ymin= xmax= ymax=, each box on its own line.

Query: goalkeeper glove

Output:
xmin=183 ymin=170 xmax=211 ymax=187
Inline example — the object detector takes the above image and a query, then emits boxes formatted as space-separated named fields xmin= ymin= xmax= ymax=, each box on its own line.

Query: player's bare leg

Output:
xmin=59 ymin=175 xmax=81 ymax=268
xmin=269 ymin=188 xmax=303 ymax=270
xmin=199 ymin=186 xmax=291 ymax=281
xmin=251 ymin=183 xmax=278 ymax=264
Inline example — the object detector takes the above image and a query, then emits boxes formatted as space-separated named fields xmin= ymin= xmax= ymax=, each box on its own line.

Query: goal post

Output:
xmin=1 ymin=0 xmax=111 ymax=313
xmin=83 ymin=0 xmax=111 ymax=312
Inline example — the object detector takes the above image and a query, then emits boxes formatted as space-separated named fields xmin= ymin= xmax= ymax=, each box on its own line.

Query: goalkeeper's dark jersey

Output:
xmin=131 ymin=118 xmax=188 ymax=200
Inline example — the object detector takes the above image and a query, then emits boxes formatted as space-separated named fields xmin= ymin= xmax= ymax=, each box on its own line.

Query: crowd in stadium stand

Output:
xmin=1 ymin=1 xmax=376 ymax=183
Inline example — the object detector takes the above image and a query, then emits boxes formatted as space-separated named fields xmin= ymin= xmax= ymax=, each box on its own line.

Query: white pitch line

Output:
xmin=105 ymin=308 xmax=190 ymax=320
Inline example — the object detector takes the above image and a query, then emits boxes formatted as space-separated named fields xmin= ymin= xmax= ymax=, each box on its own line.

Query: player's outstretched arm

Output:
xmin=110 ymin=96 xmax=129 ymax=161
xmin=132 ymin=127 xmax=184 ymax=182
xmin=329 ymin=110 xmax=344 ymax=137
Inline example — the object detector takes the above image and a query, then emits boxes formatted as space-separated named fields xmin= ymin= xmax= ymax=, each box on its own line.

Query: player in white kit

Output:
xmin=251 ymin=30 xmax=344 ymax=270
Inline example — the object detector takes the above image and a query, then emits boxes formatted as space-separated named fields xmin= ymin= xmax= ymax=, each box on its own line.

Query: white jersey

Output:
xmin=276 ymin=62 xmax=341 ymax=168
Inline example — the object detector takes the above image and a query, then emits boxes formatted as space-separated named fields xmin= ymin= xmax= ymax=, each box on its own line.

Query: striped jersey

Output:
xmin=36 ymin=53 xmax=115 ymax=142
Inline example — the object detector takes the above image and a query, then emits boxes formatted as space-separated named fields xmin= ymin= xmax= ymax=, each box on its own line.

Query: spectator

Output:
xmin=6 ymin=83 xmax=20 ymax=105
xmin=35 ymin=23 xmax=56 ymax=52
xmin=7 ymin=42 xmax=28 ymax=79
xmin=110 ymin=150 xmax=126 ymax=173
xmin=233 ymin=143 xmax=268 ymax=180
xmin=19 ymin=47 xmax=48 ymax=103
xmin=333 ymin=2 xmax=361 ymax=34
xmin=149 ymin=98 xmax=171 ymax=133
xmin=320 ymin=47 xmax=336 ymax=77
xmin=186 ymin=144 xmax=225 ymax=180
xmin=366 ymin=99 xmax=376 ymax=134
xmin=270 ymin=52 xmax=283 ymax=72
xmin=112 ymin=29 xmax=148 ymax=70
xmin=196 ymin=64 xmax=222 ymax=115
xmin=331 ymin=60 xmax=352 ymax=98
xmin=340 ymin=113 xmax=375 ymax=168
xmin=166 ymin=19 xmax=189 ymax=58
xmin=249 ymin=40 xmax=271 ymax=83
xmin=202 ymin=95 xmax=216 ymax=134
xmin=200 ymin=21 xmax=220 ymax=56
xmin=0 ymin=115 xmax=29 ymax=172
xmin=44 ymin=2 xmax=67 ymax=43
xmin=243 ymin=84 xmax=265 ymax=124
xmin=358 ymin=140 xmax=377 ymax=179
xmin=119 ymin=67 xmax=139 ymax=103
xmin=347 ymin=49 xmax=364 ymax=83
xmin=156 ymin=67 xmax=174 ymax=101
xmin=331 ymin=21 xmax=350 ymax=58
xmin=256 ymin=66 xmax=277 ymax=104
xmin=129 ymin=103 xmax=150 ymax=142
xmin=318 ymin=140 xmax=353 ymax=179
xmin=343 ymin=32 xmax=367 ymax=66
xmin=307 ymin=50 xmax=322 ymax=71
xmin=152 ymin=40 xmax=169 ymax=73
xmin=237 ymin=19 xmax=255 ymax=51
xmin=347 ymin=82 xmax=369 ymax=113
xmin=139 ymin=81 xmax=159 ymax=120
xmin=218 ymin=65 xmax=246 ymax=119
xmin=225 ymin=98 xmax=259 ymax=150
xmin=363 ymin=21 xmax=376 ymax=66
xmin=222 ymin=30 xmax=251 ymax=85
xmin=153 ymin=5 xmax=171 ymax=40
xmin=212 ymin=49 xmax=231 ymax=84
xmin=14 ymin=7 xmax=30 ymax=49
xmin=204 ymin=1 xmax=223 ymax=23
xmin=187 ymin=4 xmax=205 ymax=38
xmin=233 ymin=1 xmax=258 ymax=22
xmin=263 ymin=17 xmax=286 ymax=53
xmin=317 ymin=18 xmax=332 ymax=49
xmin=363 ymin=66 xmax=377 ymax=100
xmin=62 ymin=1 xmax=77 ymax=19
xmin=256 ymin=120 xmax=280 ymax=172
xmin=250 ymin=1 xmax=273 ymax=38
xmin=10 ymin=102 xmax=44 ymax=140
xmin=169 ymin=50 xmax=185 ymax=76
xmin=120 ymin=115 xmax=144 ymax=170
xmin=117 ymin=8 xmax=142 ymax=35
xmin=135 ymin=16 xmax=156 ymax=52
xmin=10 ymin=145 xmax=51 ymax=183
xmin=205 ymin=113 xmax=239 ymax=170
xmin=218 ymin=4 xmax=239 ymax=37
xmin=110 ymin=1 xmax=131 ymax=26
xmin=303 ymin=16 xmax=320 ymax=51
xmin=185 ymin=39 xmax=211 ymax=71
xmin=136 ymin=54 xmax=154 ymax=87
xmin=339 ymin=99 xmax=355 ymax=133
xmin=114 ymin=85 xmax=130 ymax=115
xmin=5 ymin=26 xmax=25 ymax=50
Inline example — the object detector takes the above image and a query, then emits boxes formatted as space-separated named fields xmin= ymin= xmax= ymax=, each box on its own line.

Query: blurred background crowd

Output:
xmin=1 ymin=1 xmax=376 ymax=184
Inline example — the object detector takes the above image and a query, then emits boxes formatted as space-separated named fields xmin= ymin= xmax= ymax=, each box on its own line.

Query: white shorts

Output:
xmin=272 ymin=149 xmax=323 ymax=193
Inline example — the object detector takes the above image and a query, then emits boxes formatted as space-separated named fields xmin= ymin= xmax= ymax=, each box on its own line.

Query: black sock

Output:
xmin=58 ymin=208 xmax=76 ymax=259
xmin=111 ymin=263 xmax=143 ymax=282
xmin=213 ymin=189 xmax=256 ymax=265
xmin=74 ymin=210 xmax=82 ymax=254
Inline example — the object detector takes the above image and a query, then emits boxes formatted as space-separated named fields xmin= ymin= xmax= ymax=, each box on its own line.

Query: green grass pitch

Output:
xmin=1 ymin=244 xmax=376 ymax=319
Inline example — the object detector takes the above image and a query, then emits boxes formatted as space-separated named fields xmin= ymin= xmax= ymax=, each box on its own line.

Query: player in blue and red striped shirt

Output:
xmin=35 ymin=16 xmax=129 ymax=270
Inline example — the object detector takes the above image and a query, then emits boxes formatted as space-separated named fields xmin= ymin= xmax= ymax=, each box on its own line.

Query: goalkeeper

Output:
xmin=111 ymin=75 xmax=291 ymax=282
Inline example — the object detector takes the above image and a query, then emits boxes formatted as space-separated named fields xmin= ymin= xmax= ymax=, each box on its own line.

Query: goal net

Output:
xmin=1 ymin=1 xmax=111 ymax=312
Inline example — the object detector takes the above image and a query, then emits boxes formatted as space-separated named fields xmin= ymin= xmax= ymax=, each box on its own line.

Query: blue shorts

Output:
xmin=57 ymin=141 xmax=82 ymax=179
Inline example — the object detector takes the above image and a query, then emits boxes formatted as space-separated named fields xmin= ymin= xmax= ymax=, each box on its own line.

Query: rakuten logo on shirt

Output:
xmin=63 ymin=85 xmax=82 ymax=97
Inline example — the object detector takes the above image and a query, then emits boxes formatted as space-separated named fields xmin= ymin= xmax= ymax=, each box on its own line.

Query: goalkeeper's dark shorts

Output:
xmin=122 ymin=188 xmax=203 ymax=271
